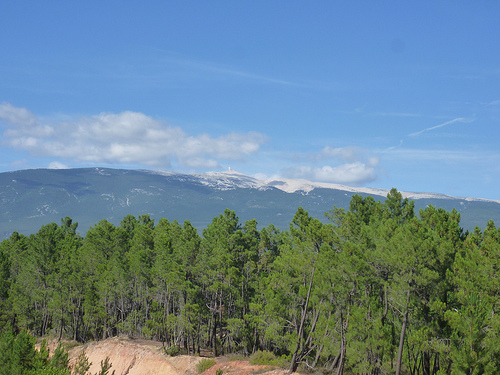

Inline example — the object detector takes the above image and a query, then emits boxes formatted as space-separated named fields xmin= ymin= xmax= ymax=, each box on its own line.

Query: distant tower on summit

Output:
xmin=228 ymin=166 xmax=231 ymax=171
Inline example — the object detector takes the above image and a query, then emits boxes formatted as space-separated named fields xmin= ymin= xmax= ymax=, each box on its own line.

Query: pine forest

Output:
xmin=1 ymin=189 xmax=500 ymax=375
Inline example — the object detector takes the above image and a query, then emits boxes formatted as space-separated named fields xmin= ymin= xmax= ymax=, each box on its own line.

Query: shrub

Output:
xmin=165 ymin=345 xmax=181 ymax=357
xmin=249 ymin=350 xmax=277 ymax=365
xmin=196 ymin=358 xmax=216 ymax=374
xmin=249 ymin=351 xmax=289 ymax=368
xmin=272 ymin=355 xmax=289 ymax=369
xmin=228 ymin=353 xmax=245 ymax=361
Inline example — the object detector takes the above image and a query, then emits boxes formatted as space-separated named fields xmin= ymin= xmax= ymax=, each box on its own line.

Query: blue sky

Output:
xmin=1 ymin=1 xmax=499 ymax=200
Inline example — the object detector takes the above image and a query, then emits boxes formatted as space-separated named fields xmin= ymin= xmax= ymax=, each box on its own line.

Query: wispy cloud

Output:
xmin=99 ymin=49 xmax=348 ymax=92
xmin=384 ymin=148 xmax=498 ymax=163
xmin=0 ymin=102 xmax=39 ymax=127
xmin=373 ymin=112 xmax=422 ymax=118
xmin=0 ymin=103 xmax=266 ymax=170
xmin=145 ymin=51 xmax=303 ymax=87
xmin=486 ymin=99 xmax=500 ymax=107
xmin=173 ymin=58 xmax=298 ymax=86
xmin=319 ymin=145 xmax=380 ymax=165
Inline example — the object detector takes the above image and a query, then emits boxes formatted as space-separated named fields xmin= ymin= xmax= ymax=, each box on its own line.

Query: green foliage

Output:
xmin=49 ymin=343 xmax=69 ymax=370
xmin=196 ymin=358 xmax=216 ymax=373
xmin=249 ymin=350 xmax=288 ymax=368
xmin=250 ymin=350 xmax=290 ymax=368
xmin=2 ymin=196 xmax=500 ymax=374
xmin=0 ymin=330 xmax=71 ymax=375
xmin=447 ymin=221 xmax=500 ymax=375
xmin=0 ymin=330 xmax=15 ymax=375
xmin=95 ymin=357 xmax=114 ymax=375
xmin=249 ymin=350 xmax=277 ymax=365
xmin=11 ymin=329 xmax=38 ymax=375
xmin=71 ymin=351 xmax=91 ymax=375
xmin=30 ymin=368 xmax=71 ymax=375
xmin=165 ymin=345 xmax=181 ymax=356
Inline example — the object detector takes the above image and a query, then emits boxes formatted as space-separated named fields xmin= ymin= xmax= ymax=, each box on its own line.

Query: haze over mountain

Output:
xmin=1 ymin=168 xmax=499 ymax=240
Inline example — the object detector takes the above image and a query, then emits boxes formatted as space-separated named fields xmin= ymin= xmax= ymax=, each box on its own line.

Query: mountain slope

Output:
xmin=1 ymin=168 xmax=499 ymax=239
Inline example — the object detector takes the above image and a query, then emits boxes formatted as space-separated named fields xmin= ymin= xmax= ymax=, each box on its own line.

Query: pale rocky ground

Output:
xmin=42 ymin=336 xmax=297 ymax=375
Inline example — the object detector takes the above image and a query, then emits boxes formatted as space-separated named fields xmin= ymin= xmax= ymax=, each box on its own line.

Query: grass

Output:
xmin=251 ymin=366 xmax=274 ymax=374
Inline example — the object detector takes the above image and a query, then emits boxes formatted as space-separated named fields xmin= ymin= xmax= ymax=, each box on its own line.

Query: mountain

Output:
xmin=1 ymin=167 xmax=499 ymax=239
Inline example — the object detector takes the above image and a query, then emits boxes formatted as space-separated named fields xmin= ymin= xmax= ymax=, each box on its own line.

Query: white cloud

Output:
xmin=282 ymin=145 xmax=381 ymax=184
xmin=284 ymin=162 xmax=378 ymax=185
xmin=48 ymin=161 xmax=68 ymax=169
xmin=0 ymin=104 xmax=266 ymax=169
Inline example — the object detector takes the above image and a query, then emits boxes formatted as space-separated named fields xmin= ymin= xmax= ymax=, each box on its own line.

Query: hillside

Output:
xmin=1 ymin=167 xmax=499 ymax=239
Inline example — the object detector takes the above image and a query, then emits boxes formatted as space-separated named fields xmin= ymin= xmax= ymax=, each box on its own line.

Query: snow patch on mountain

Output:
xmin=194 ymin=171 xmax=264 ymax=190
xmin=146 ymin=170 xmax=500 ymax=204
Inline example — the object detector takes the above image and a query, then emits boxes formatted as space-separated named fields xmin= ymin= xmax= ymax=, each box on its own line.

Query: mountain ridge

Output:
xmin=153 ymin=168 xmax=500 ymax=203
xmin=1 ymin=167 xmax=499 ymax=239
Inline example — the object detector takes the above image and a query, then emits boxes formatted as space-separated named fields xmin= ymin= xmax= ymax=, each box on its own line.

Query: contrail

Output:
xmin=383 ymin=117 xmax=472 ymax=153
xmin=409 ymin=117 xmax=469 ymax=137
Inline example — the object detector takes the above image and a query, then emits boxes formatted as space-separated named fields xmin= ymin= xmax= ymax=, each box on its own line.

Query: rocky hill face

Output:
xmin=1 ymin=167 xmax=499 ymax=239
xmin=69 ymin=337 xmax=200 ymax=375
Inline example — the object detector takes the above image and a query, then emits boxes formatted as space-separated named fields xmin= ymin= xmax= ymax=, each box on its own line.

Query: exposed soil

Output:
xmin=41 ymin=337 xmax=297 ymax=375
xmin=201 ymin=360 xmax=294 ymax=375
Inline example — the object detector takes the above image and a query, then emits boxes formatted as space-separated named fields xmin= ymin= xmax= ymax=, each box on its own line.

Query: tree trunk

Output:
xmin=432 ymin=352 xmax=440 ymax=375
xmin=289 ymin=266 xmax=316 ymax=373
xmin=74 ymin=311 xmax=79 ymax=341
xmin=395 ymin=289 xmax=410 ymax=375
xmin=336 ymin=308 xmax=350 ymax=375
xmin=58 ymin=313 xmax=64 ymax=342
xmin=253 ymin=326 xmax=259 ymax=353
xmin=382 ymin=284 xmax=389 ymax=325
xmin=312 ymin=343 xmax=324 ymax=368
xmin=422 ymin=351 xmax=430 ymax=375
xmin=207 ymin=314 xmax=213 ymax=347
xmin=219 ymin=296 xmax=224 ymax=355
xmin=213 ymin=312 xmax=218 ymax=357
xmin=328 ymin=351 xmax=341 ymax=372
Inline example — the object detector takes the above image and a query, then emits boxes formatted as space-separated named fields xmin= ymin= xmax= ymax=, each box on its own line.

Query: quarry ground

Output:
xmin=42 ymin=336 xmax=298 ymax=375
